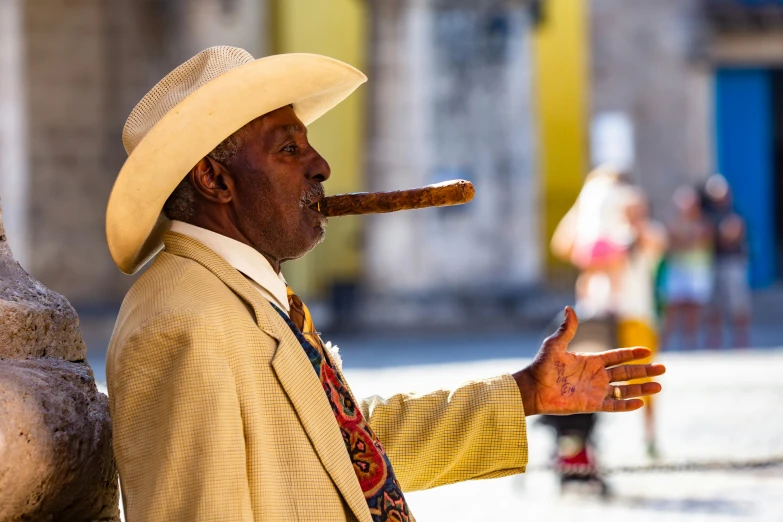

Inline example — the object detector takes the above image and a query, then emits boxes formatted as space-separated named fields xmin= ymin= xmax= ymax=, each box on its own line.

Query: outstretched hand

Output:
xmin=513 ymin=307 xmax=665 ymax=416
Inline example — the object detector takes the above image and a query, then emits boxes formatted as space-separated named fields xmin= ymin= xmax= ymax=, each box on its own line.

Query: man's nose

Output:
xmin=307 ymin=148 xmax=331 ymax=183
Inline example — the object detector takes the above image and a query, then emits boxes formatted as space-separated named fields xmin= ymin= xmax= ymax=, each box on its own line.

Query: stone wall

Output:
xmin=24 ymin=0 xmax=154 ymax=304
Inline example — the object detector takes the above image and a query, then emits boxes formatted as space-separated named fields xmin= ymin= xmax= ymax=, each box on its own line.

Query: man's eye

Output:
xmin=282 ymin=144 xmax=298 ymax=154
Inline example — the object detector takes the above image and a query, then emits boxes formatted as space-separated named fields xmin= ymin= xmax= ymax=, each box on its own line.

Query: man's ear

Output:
xmin=190 ymin=156 xmax=235 ymax=204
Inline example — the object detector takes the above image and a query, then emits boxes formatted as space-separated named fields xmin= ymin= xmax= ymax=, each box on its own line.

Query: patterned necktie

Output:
xmin=280 ymin=287 xmax=411 ymax=522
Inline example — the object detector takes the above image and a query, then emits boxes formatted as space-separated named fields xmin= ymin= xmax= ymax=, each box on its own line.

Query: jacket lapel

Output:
xmin=162 ymin=232 xmax=371 ymax=522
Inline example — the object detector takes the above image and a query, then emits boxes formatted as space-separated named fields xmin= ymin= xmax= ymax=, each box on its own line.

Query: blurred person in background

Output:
xmin=548 ymin=166 xmax=665 ymax=489
xmin=663 ymin=185 xmax=714 ymax=350
xmin=552 ymin=165 xmax=636 ymax=317
xmin=614 ymin=189 xmax=668 ymax=458
xmin=701 ymin=174 xmax=751 ymax=349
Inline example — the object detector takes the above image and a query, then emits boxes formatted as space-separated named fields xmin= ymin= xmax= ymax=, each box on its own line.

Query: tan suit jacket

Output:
xmin=107 ymin=232 xmax=528 ymax=521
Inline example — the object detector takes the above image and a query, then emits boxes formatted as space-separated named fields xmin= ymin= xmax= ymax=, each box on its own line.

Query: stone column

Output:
xmin=365 ymin=0 xmax=540 ymax=326
xmin=0 ymin=202 xmax=119 ymax=521
xmin=0 ymin=0 xmax=28 ymax=267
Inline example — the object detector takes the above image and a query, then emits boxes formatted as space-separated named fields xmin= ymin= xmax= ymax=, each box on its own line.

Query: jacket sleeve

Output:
xmin=358 ymin=374 xmax=528 ymax=492
xmin=107 ymin=309 xmax=254 ymax=522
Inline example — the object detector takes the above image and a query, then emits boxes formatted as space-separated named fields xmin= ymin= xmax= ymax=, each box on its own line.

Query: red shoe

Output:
xmin=555 ymin=435 xmax=597 ymax=477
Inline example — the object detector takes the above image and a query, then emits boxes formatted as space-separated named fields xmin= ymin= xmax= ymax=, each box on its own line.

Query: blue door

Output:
xmin=715 ymin=68 xmax=777 ymax=287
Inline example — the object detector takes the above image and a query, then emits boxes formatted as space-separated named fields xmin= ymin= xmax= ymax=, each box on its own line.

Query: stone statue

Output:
xmin=0 ymin=200 xmax=119 ymax=521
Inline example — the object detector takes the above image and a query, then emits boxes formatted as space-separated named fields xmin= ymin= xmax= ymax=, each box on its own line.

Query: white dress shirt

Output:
xmin=169 ymin=221 xmax=290 ymax=313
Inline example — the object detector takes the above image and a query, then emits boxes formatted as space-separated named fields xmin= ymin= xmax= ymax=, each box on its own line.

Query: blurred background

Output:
xmin=1 ymin=0 xmax=782 ymax=520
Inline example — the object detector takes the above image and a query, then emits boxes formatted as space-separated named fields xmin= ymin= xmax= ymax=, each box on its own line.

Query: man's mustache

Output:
xmin=301 ymin=183 xmax=325 ymax=207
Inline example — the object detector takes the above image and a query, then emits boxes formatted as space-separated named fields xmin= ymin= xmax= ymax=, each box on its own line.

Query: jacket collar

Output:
xmin=168 ymin=221 xmax=290 ymax=312
xmin=163 ymin=231 xmax=279 ymax=340
xmin=161 ymin=231 xmax=372 ymax=522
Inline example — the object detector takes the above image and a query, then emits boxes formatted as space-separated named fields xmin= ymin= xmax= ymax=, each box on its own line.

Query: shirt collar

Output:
xmin=169 ymin=221 xmax=289 ymax=311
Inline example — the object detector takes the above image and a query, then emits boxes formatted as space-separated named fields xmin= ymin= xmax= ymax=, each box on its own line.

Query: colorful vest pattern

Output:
xmin=272 ymin=304 xmax=411 ymax=522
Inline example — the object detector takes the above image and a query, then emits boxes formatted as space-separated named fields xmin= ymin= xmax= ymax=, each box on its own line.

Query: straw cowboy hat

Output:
xmin=106 ymin=46 xmax=367 ymax=274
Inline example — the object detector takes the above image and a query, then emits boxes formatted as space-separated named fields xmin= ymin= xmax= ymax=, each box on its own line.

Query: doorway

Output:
xmin=715 ymin=67 xmax=779 ymax=288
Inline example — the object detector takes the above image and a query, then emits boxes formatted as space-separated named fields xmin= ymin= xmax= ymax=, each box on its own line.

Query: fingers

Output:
xmin=599 ymin=347 xmax=653 ymax=367
xmin=602 ymin=382 xmax=661 ymax=412
xmin=606 ymin=363 xmax=666 ymax=383
xmin=601 ymin=398 xmax=645 ymax=412
xmin=544 ymin=306 xmax=579 ymax=351
xmin=606 ymin=382 xmax=662 ymax=400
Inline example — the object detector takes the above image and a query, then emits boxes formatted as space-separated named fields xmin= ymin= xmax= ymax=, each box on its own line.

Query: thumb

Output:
xmin=545 ymin=306 xmax=578 ymax=351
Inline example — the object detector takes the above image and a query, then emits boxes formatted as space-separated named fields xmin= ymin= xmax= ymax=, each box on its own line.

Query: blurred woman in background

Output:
xmin=552 ymin=165 xmax=636 ymax=317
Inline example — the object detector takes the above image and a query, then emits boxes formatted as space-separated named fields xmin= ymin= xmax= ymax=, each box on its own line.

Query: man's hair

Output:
xmin=207 ymin=125 xmax=250 ymax=166
xmin=162 ymin=177 xmax=197 ymax=222
xmin=162 ymin=125 xmax=250 ymax=222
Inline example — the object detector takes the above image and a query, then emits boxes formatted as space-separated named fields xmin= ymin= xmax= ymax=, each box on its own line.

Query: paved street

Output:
xmin=88 ymin=286 xmax=783 ymax=521
xmin=95 ymin=340 xmax=783 ymax=521
xmin=342 ymin=349 xmax=783 ymax=522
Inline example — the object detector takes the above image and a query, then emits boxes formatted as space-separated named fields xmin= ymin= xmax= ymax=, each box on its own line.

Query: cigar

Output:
xmin=313 ymin=180 xmax=475 ymax=217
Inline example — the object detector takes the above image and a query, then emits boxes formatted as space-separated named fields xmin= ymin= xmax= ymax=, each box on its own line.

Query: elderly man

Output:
xmin=106 ymin=47 xmax=664 ymax=522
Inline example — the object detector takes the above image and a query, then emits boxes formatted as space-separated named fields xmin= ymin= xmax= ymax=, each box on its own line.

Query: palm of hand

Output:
xmin=514 ymin=308 xmax=665 ymax=416
xmin=526 ymin=349 xmax=610 ymax=415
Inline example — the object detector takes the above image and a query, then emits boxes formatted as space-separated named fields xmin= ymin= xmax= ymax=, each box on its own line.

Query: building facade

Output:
xmin=17 ymin=1 xmax=773 ymax=327
xmin=588 ymin=0 xmax=783 ymax=287
xmin=0 ymin=0 xmax=545 ymax=327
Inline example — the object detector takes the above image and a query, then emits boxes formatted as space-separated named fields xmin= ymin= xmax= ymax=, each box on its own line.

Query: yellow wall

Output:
xmin=533 ymin=0 xmax=589 ymax=275
xmin=270 ymin=0 xmax=367 ymax=299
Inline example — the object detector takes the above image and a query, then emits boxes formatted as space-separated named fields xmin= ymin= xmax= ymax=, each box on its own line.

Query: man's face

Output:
xmin=228 ymin=106 xmax=331 ymax=263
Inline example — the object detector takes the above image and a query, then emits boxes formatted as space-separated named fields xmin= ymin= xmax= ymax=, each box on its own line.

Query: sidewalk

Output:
xmin=343 ymin=349 xmax=783 ymax=521
xmin=91 ymin=321 xmax=783 ymax=521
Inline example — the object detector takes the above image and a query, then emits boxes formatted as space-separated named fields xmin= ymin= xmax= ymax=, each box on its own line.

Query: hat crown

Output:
xmin=122 ymin=46 xmax=255 ymax=155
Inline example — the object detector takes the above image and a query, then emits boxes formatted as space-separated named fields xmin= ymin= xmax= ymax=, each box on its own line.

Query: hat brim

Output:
xmin=106 ymin=53 xmax=367 ymax=274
